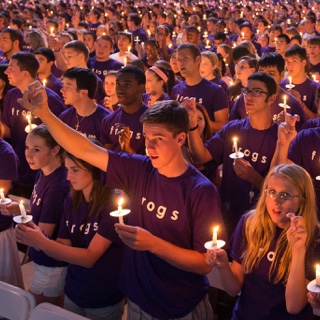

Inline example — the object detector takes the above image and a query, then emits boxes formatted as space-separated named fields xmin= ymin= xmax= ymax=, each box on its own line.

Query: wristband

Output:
xmin=189 ymin=124 xmax=199 ymax=131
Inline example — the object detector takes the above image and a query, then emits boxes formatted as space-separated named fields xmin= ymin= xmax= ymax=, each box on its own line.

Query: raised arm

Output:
xmin=183 ymin=98 xmax=213 ymax=164
xmin=270 ymin=114 xmax=300 ymax=169
xmin=18 ymin=81 xmax=109 ymax=172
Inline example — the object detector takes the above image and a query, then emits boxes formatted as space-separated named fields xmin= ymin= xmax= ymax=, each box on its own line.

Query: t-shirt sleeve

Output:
xmin=288 ymin=133 xmax=303 ymax=165
xmin=0 ymin=142 xmax=18 ymax=180
xmin=57 ymin=197 xmax=72 ymax=239
xmin=229 ymin=214 xmax=247 ymax=264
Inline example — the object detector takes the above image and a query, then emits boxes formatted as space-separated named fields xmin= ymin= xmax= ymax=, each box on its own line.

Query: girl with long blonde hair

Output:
xmin=207 ymin=164 xmax=320 ymax=319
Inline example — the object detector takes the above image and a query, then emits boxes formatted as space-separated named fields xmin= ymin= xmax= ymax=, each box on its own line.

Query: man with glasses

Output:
xmin=186 ymin=72 xmax=278 ymax=237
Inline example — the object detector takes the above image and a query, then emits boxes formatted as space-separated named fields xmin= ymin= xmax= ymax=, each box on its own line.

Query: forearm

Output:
xmin=247 ymin=171 xmax=264 ymax=189
xmin=218 ymin=263 xmax=243 ymax=297
xmin=188 ymin=130 xmax=212 ymax=164
xmin=54 ymin=52 xmax=68 ymax=72
xmin=270 ymin=140 xmax=290 ymax=168
xmin=302 ymin=103 xmax=317 ymax=120
xmin=285 ymin=249 xmax=308 ymax=314
xmin=149 ymin=235 xmax=212 ymax=275
xmin=40 ymin=238 xmax=99 ymax=268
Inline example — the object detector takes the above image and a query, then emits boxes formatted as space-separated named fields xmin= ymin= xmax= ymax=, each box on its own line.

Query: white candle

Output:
xmin=43 ymin=79 xmax=47 ymax=87
xmin=26 ymin=114 xmax=32 ymax=127
xmin=0 ymin=188 xmax=4 ymax=201
xmin=316 ymin=265 xmax=320 ymax=286
xmin=19 ymin=201 xmax=27 ymax=219
xmin=212 ymin=226 xmax=218 ymax=246
xmin=124 ymin=57 xmax=127 ymax=66
xmin=283 ymin=95 xmax=287 ymax=115
xmin=50 ymin=27 xmax=54 ymax=35
xmin=135 ymin=36 xmax=139 ymax=42
xmin=147 ymin=29 xmax=151 ymax=37
xmin=203 ymin=14 xmax=206 ymax=20
xmin=241 ymin=32 xmax=244 ymax=38
xmin=288 ymin=76 xmax=292 ymax=86
xmin=118 ymin=198 xmax=124 ymax=224
xmin=233 ymin=137 xmax=238 ymax=154
xmin=206 ymin=39 xmax=209 ymax=47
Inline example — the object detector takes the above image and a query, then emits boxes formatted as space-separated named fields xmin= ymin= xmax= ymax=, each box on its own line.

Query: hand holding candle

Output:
xmin=230 ymin=137 xmax=244 ymax=159
xmin=0 ymin=188 xmax=4 ymax=202
xmin=204 ymin=225 xmax=225 ymax=250
xmin=19 ymin=201 xmax=27 ymax=220
xmin=25 ymin=114 xmax=37 ymax=133
xmin=110 ymin=197 xmax=130 ymax=224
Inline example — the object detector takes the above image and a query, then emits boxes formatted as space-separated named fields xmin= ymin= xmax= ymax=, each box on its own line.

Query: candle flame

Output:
xmin=118 ymin=198 xmax=124 ymax=206
xmin=233 ymin=137 xmax=237 ymax=143
xmin=213 ymin=226 xmax=219 ymax=233
xmin=26 ymin=114 xmax=30 ymax=121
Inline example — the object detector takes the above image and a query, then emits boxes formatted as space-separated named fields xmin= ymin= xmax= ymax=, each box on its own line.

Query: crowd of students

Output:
xmin=0 ymin=0 xmax=320 ymax=319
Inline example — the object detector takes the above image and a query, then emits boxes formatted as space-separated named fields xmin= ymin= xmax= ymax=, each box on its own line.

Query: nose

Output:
xmin=145 ymin=139 xmax=155 ymax=151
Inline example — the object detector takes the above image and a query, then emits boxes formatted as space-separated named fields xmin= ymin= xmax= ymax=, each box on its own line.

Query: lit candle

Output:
xmin=212 ymin=226 xmax=218 ymax=246
xmin=26 ymin=114 xmax=32 ymax=128
xmin=50 ymin=27 xmax=54 ymax=35
xmin=29 ymin=25 xmax=32 ymax=30
xmin=118 ymin=198 xmax=124 ymax=224
xmin=0 ymin=188 xmax=4 ymax=201
xmin=233 ymin=137 xmax=238 ymax=154
xmin=288 ymin=76 xmax=292 ymax=86
xmin=204 ymin=31 xmax=208 ymax=38
xmin=43 ymin=79 xmax=47 ymax=87
xmin=127 ymin=46 xmax=131 ymax=53
xmin=241 ymin=32 xmax=244 ymax=38
xmin=283 ymin=95 xmax=287 ymax=106
xmin=203 ymin=14 xmax=206 ymax=20
xmin=316 ymin=265 xmax=320 ymax=286
xmin=124 ymin=56 xmax=127 ymax=66
xmin=224 ymin=28 xmax=228 ymax=34
xmin=135 ymin=36 xmax=139 ymax=42
xmin=66 ymin=23 xmax=69 ymax=29
xmin=19 ymin=201 xmax=27 ymax=220
xmin=147 ymin=29 xmax=151 ymax=37
xmin=206 ymin=39 xmax=209 ymax=47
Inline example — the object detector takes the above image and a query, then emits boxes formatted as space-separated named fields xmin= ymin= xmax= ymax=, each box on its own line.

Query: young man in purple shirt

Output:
xmin=170 ymin=43 xmax=229 ymax=134
xmin=0 ymin=28 xmax=23 ymax=65
xmin=100 ymin=66 xmax=147 ymax=154
xmin=19 ymin=88 xmax=226 ymax=320
xmin=280 ymin=44 xmax=320 ymax=120
xmin=1 ymin=52 xmax=65 ymax=197
xmin=59 ymin=67 xmax=110 ymax=142
xmin=87 ymin=35 xmax=123 ymax=82
xmin=187 ymin=72 xmax=279 ymax=237
xmin=127 ymin=13 xmax=148 ymax=43
xmin=34 ymin=47 xmax=63 ymax=98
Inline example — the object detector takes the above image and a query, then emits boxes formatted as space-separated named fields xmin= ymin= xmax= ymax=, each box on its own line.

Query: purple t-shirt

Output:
xmin=88 ymin=21 xmax=102 ymax=34
xmin=44 ymin=74 xmax=63 ymax=99
xmin=205 ymin=118 xmax=278 ymax=236
xmin=58 ymin=194 xmax=124 ymax=308
xmin=288 ymin=128 xmax=320 ymax=215
xmin=131 ymin=28 xmax=148 ymax=43
xmin=230 ymin=213 xmax=314 ymax=320
xmin=29 ymin=165 xmax=69 ymax=267
xmin=100 ymin=104 xmax=147 ymax=154
xmin=260 ymin=45 xmax=276 ymax=56
xmin=59 ymin=105 xmax=110 ymax=142
xmin=211 ymin=77 xmax=228 ymax=91
xmin=0 ymin=139 xmax=19 ymax=232
xmin=229 ymin=88 xmax=306 ymax=131
xmin=170 ymin=78 xmax=228 ymax=121
xmin=142 ymin=93 xmax=170 ymax=106
xmin=105 ymin=151 xmax=226 ymax=318
xmin=88 ymin=57 xmax=123 ymax=81
xmin=1 ymin=87 xmax=65 ymax=189
xmin=280 ymin=77 xmax=319 ymax=113
xmin=308 ymin=60 xmax=320 ymax=75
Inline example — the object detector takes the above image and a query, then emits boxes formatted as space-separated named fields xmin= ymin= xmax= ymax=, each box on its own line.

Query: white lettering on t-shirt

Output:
xmin=175 ymin=94 xmax=203 ymax=105
xmin=11 ymin=108 xmax=31 ymax=117
xmin=141 ymin=197 xmax=179 ymax=220
xmin=109 ymin=125 xmax=141 ymax=140
xmin=312 ymin=151 xmax=317 ymax=160
xmin=239 ymin=148 xmax=268 ymax=163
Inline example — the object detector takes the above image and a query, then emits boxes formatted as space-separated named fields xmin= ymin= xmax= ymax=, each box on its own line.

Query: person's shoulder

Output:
xmin=101 ymin=107 xmax=122 ymax=122
xmin=96 ymin=104 xmax=111 ymax=116
xmin=59 ymin=106 xmax=75 ymax=118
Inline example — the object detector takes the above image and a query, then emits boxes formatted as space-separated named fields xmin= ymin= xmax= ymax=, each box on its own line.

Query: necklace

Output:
xmin=75 ymin=105 xmax=96 ymax=131
xmin=247 ymin=118 xmax=274 ymax=204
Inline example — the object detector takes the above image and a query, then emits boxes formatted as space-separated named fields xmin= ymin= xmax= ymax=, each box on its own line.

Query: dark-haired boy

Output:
xmin=187 ymin=72 xmax=279 ymax=237
xmin=18 ymin=87 xmax=226 ymax=320
xmin=59 ymin=67 xmax=110 ymax=141
xmin=34 ymin=47 xmax=63 ymax=97
xmin=307 ymin=36 xmax=320 ymax=76
xmin=100 ymin=66 xmax=147 ymax=154
xmin=280 ymin=44 xmax=320 ymax=119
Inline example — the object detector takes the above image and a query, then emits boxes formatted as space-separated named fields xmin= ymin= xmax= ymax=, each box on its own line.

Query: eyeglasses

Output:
xmin=241 ymin=88 xmax=269 ymax=97
xmin=265 ymin=189 xmax=300 ymax=203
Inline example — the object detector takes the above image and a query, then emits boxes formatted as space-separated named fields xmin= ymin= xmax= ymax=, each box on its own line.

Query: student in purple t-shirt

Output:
xmin=100 ymin=66 xmax=147 ymax=154
xmin=187 ymin=72 xmax=279 ymax=238
xmin=34 ymin=47 xmax=63 ymax=98
xmin=59 ymin=67 xmax=110 ymax=142
xmin=170 ymin=43 xmax=229 ymax=134
xmin=206 ymin=164 xmax=320 ymax=320
xmin=87 ymin=36 xmax=123 ymax=82
xmin=3 ymin=124 xmax=69 ymax=306
xmin=0 ymin=122 xmax=23 ymax=289
xmin=18 ymin=90 xmax=227 ymax=319
xmin=1 ymin=52 xmax=65 ymax=198
xmin=16 ymin=143 xmax=125 ymax=319
xmin=280 ymin=45 xmax=320 ymax=120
